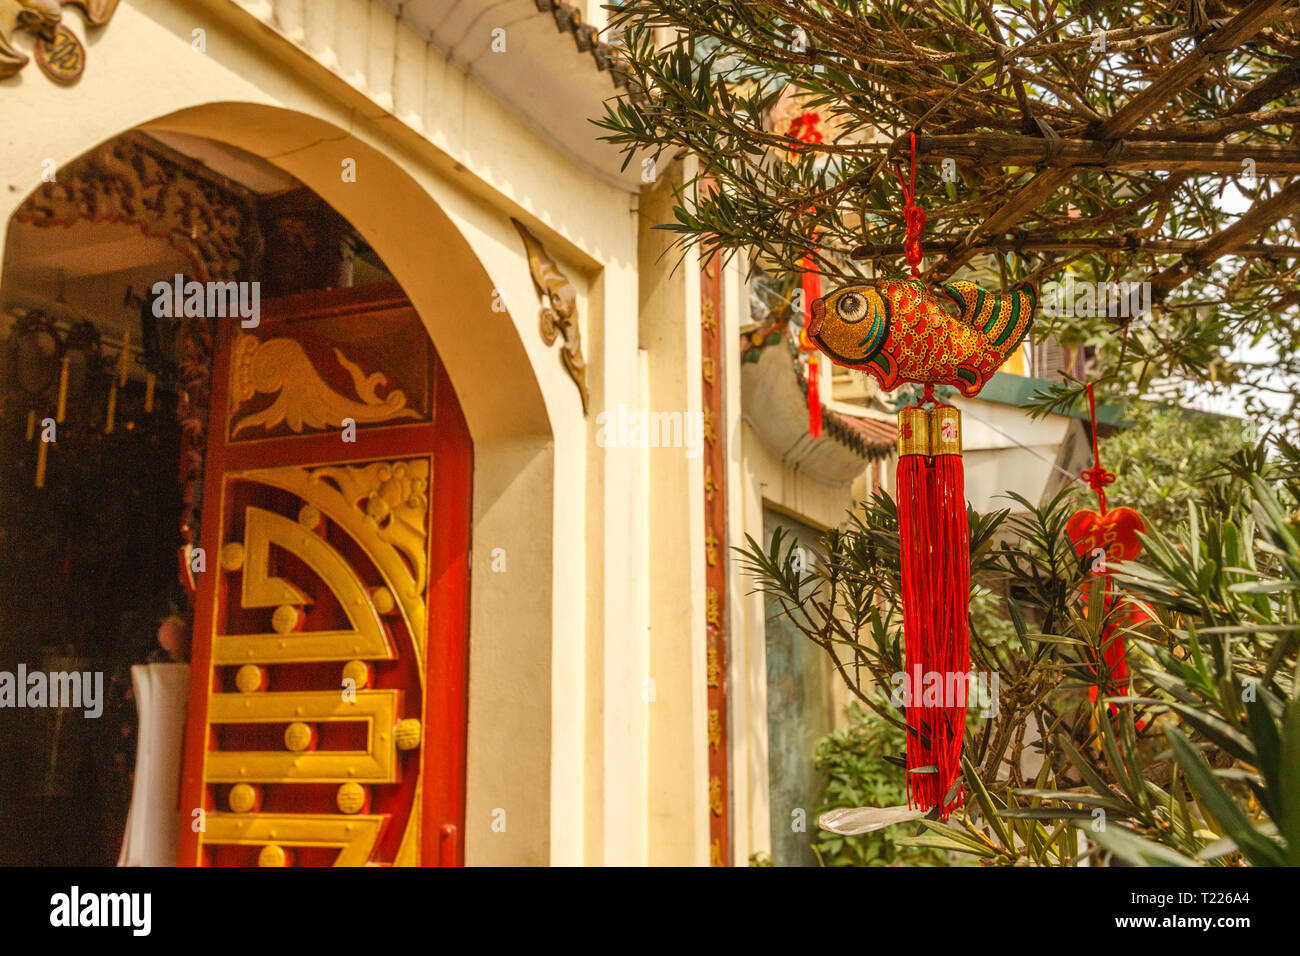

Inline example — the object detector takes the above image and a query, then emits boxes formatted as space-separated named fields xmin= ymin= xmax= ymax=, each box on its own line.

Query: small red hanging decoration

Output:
xmin=895 ymin=133 xmax=927 ymax=279
xmin=787 ymin=111 xmax=824 ymax=148
xmin=790 ymin=110 xmax=826 ymax=438
xmin=1065 ymin=383 xmax=1150 ymax=711
xmin=798 ymin=261 xmax=824 ymax=438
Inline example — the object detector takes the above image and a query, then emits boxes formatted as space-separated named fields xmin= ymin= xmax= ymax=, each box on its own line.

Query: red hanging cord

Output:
xmin=894 ymin=132 xmax=927 ymax=278
xmin=1079 ymin=382 xmax=1116 ymax=514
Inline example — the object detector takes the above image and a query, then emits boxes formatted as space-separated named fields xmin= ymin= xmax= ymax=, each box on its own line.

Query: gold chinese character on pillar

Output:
xmin=705 ymin=530 xmax=719 ymax=567
xmin=706 ymin=586 xmax=721 ymax=628
xmin=702 ymin=356 xmax=716 ymax=388
xmin=709 ymin=776 xmax=723 ymax=816
xmin=708 ymin=709 xmax=722 ymax=752
xmin=701 ymin=300 xmax=717 ymax=334
xmin=704 ymin=465 xmax=718 ymax=502
xmin=707 ymin=648 xmax=720 ymax=688
xmin=711 ymin=840 xmax=724 ymax=867
xmin=703 ymin=407 xmax=716 ymax=444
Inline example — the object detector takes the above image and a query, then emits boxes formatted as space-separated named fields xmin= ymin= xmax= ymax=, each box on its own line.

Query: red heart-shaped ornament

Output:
xmin=1066 ymin=506 xmax=1146 ymax=572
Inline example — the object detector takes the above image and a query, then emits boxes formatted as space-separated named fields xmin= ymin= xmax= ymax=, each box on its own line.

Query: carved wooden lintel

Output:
xmin=14 ymin=131 xmax=263 ymax=283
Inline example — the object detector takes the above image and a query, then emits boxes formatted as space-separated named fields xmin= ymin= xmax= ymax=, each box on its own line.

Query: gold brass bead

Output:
xmin=897 ymin=406 xmax=932 ymax=457
xmin=235 ymin=664 xmax=264 ymax=694
xmin=297 ymin=504 xmax=322 ymax=529
xmin=394 ymin=718 xmax=422 ymax=751
xmin=271 ymin=604 xmax=299 ymax=634
xmin=284 ymin=722 xmax=313 ymax=752
xmin=336 ymin=782 xmax=367 ymax=814
xmin=342 ymin=659 xmax=370 ymax=690
xmin=930 ymin=405 xmax=963 ymax=456
xmin=258 ymin=844 xmax=288 ymax=867
xmin=220 ymin=542 xmax=245 ymax=571
xmin=228 ymin=783 xmax=258 ymax=814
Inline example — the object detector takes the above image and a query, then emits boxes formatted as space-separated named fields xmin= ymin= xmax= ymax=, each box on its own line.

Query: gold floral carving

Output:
xmin=512 ymin=218 xmax=590 ymax=413
xmin=230 ymin=332 xmax=421 ymax=437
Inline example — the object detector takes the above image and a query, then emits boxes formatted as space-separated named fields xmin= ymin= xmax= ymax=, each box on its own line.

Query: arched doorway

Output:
xmin=0 ymin=128 xmax=473 ymax=866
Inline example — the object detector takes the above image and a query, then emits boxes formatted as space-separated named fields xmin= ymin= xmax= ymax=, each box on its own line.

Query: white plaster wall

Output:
xmin=0 ymin=0 xmax=647 ymax=865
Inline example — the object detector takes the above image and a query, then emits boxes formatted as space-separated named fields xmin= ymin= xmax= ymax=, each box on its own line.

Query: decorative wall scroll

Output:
xmin=229 ymin=332 xmax=422 ymax=438
xmin=0 ymin=1 xmax=118 ymax=81
xmin=511 ymin=218 xmax=589 ymax=413
xmin=700 ymin=230 xmax=730 ymax=867
xmin=14 ymin=132 xmax=262 ymax=285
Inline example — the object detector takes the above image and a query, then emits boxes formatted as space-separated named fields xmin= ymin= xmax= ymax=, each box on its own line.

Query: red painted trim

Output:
xmin=223 ymin=424 xmax=440 ymax=472
xmin=177 ymin=319 xmax=236 ymax=867
xmin=422 ymin=354 xmax=472 ymax=867
xmin=700 ymin=214 xmax=732 ymax=866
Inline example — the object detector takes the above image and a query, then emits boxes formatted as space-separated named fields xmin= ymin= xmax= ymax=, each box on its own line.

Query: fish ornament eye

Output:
xmin=837 ymin=291 xmax=867 ymax=323
xmin=811 ymin=284 xmax=890 ymax=366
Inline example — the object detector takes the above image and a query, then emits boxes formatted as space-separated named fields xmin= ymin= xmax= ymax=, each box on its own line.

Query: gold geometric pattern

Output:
xmin=230 ymin=460 xmax=430 ymax=678
xmin=200 ymin=457 xmax=432 ymax=866
xmin=205 ymin=690 xmax=401 ymax=783
xmin=214 ymin=506 xmax=391 ymax=665
xmin=202 ymin=814 xmax=386 ymax=867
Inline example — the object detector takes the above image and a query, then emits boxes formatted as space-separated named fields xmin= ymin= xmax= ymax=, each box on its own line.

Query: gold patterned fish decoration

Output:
xmin=807 ymin=277 xmax=1036 ymax=397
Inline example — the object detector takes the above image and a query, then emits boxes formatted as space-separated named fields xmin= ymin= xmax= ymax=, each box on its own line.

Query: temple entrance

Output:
xmin=0 ymin=130 xmax=471 ymax=866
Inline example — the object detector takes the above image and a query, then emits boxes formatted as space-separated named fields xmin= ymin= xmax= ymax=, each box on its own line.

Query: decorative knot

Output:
xmin=1080 ymin=464 xmax=1116 ymax=491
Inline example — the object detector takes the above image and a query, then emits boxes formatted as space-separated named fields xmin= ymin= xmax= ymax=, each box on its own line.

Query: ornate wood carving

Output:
xmin=229 ymin=332 xmax=422 ymax=438
xmin=180 ymin=286 xmax=470 ymax=867
xmin=0 ymin=1 xmax=118 ymax=80
xmin=13 ymin=132 xmax=262 ymax=284
xmin=511 ymin=218 xmax=589 ymax=413
xmin=201 ymin=465 xmax=424 ymax=865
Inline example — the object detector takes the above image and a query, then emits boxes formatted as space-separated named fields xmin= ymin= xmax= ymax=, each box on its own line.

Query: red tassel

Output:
xmin=897 ymin=406 xmax=969 ymax=817
xmin=801 ymin=263 xmax=823 ymax=438
xmin=807 ymin=354 xmax=822 ymax=438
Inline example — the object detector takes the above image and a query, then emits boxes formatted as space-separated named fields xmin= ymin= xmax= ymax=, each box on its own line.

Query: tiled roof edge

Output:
xmin=532 ymin=1 xmax=650 ymax=104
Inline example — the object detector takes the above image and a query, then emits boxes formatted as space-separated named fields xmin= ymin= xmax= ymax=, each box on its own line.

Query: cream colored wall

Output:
xmin=954 ymin=397 xmax=1072 ymax=512
xmin=636 ymin=160 xmax=708 ymax=866
xmin=0 ymin=0 xmax=649 ymax=865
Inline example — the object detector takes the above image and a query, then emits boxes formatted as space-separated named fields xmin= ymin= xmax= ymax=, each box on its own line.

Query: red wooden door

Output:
xmin=176 ymin=283 xmax=470 ymax=866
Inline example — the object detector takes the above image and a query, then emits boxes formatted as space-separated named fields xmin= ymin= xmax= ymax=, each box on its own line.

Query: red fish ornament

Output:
xmin=803 ymin=133 xmax=1037 ymax=818
xmin=807 ymin=278 xmax=1036 ymax=397
xmin=807 ymin=276 xmax=1036 ymax=818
